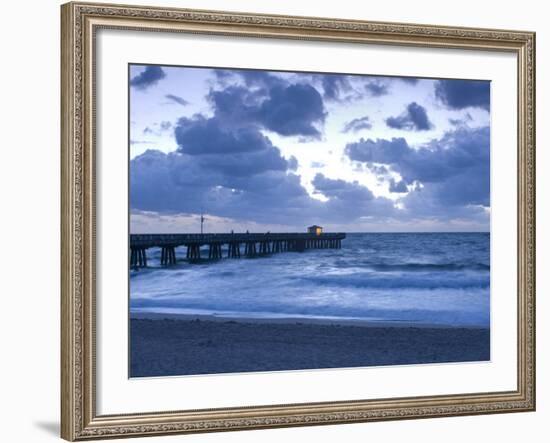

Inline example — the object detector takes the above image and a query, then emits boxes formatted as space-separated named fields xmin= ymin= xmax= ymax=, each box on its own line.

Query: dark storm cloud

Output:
xmin=191 ymin=146 xmax=289 ymax=178
xmin=366 ymin=164 xmax=390 ymax=176
xmin=320 ymin=75 xmax=355 ymax=101
xmin=207 ymin=86 xmax=255 ymax=124
xmin=130 ymin=149 xmax=320 ymax=224
xmin=435 ymin=79 xmax=490 ymax=111
xmin=312 ymin=174 xmax=397 ymax=218
xmin=312 ymin=174 xmax=374 ymax=201
xmin=212 ymin=69 xmax=285 ymax=90
xmin=345 ymin=126 xmax=490 ymax=208
xmin=256 ymin=84 xmax=326 ymax=137
xmin=385 ymin=102 xmax=433 ymax=131
xmin=130 ymin=66 xmax=166 ymax=91
xmin=142 ymin=121 xmax=172 ymax=136
xmin=449 ymin=113 xmax=473 ymax=127
xmin=220 ymin=70 xmax=394 ymax=105
xmin=175 ymin=115 xmax=268 ymax=155
xmin=238 ymin=70 xmax=286 ymax=89
xmin=174 ymin=115 xmax=291 ymax=175
xmin=287 ymin=156 xmax=299 ymax=170
xmin=398 ymin=186 xmax=489 ymax=223
xmin=212 ymin=69 xmax=233 ymax=83
xmin=342 ymin=116 xmax=373 ymax=133
xmin=321 ymin=76 xmax=342 ymax=101
xmin=165 ymin=94 xmax=189 ymax=106
xmin=319 ymin=75 xmax=390 ymax=101
xmin=389 ymin=179 xmax=408 ymax=193
xmin=208 ymin=82 xmax=326 ymax=138
xmin=364 ymin=80 xmax=389 ymax=97
xmin=414 ymin=128 xmax=490 ymax=207
xmin=400 ymin=77 xmax=419 ymax=85
xmin=345 ymin=137 xmax=410 ymax=164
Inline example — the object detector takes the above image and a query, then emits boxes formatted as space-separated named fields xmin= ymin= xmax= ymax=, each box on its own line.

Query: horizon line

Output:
xmin=130 ymin=230 xmax=490 ymax=235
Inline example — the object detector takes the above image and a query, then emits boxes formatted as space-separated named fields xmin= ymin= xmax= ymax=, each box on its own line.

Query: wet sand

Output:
xmin=130 ymin=315 xmax=490 ymax=377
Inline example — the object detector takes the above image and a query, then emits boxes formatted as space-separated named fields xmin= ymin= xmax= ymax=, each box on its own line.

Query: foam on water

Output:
xmin=130 ymin=232 xmax=490 ymax=327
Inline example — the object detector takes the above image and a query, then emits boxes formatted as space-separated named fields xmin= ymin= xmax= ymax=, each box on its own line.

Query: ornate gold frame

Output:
xmin=61 ymin=2 xmax=536 ymax=440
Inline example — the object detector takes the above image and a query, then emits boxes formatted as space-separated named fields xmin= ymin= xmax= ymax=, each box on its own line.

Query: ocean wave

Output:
xmin=296 ymin=273 xmax=490 ymax=290
xmin=365 ymin=263 xmax=490 ymax=272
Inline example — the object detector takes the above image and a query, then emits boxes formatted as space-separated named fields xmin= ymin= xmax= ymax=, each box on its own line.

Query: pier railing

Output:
xmin=129 ymin=232 xmax=346 ymax=268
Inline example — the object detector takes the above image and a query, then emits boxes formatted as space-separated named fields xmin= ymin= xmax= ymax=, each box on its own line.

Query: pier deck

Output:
xmin=130 ymin=232 xmax=346 ymax=268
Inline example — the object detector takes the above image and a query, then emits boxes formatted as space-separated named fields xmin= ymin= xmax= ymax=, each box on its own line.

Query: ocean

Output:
xmin=129 ymin=232 xmax=490 ymax=328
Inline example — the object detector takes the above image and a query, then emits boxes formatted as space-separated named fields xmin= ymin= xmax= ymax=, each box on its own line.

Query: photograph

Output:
xmin=128 ymin=64 xmax=491 ymax=378
xmin=58 ymin=2 xmax=536 ymax=440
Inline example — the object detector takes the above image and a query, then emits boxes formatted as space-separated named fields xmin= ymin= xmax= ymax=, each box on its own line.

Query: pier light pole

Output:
xmin=200 ymin=212 xmax=205 ymax=234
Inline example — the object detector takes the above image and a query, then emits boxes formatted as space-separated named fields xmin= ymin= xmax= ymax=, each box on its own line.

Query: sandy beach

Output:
xmin=130 ymin=314 xmax=490 ymax=377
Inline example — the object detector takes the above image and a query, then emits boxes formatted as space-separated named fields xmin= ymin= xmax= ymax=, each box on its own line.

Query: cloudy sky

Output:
xmin=129 ymin=64 xmax=490 ymax=233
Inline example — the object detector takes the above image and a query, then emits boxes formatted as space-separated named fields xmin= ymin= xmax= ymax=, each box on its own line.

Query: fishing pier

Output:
xmin=130 ymin=232 xmax=346 ymax=268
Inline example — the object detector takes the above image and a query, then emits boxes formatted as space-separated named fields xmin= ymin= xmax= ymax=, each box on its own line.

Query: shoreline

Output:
xmin=130 ymin=315 xmax=490 ymax=377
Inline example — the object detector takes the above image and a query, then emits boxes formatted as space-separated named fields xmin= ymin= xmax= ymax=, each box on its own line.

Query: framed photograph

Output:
xmin=61 ymin=1 xmax=536 ymax=440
